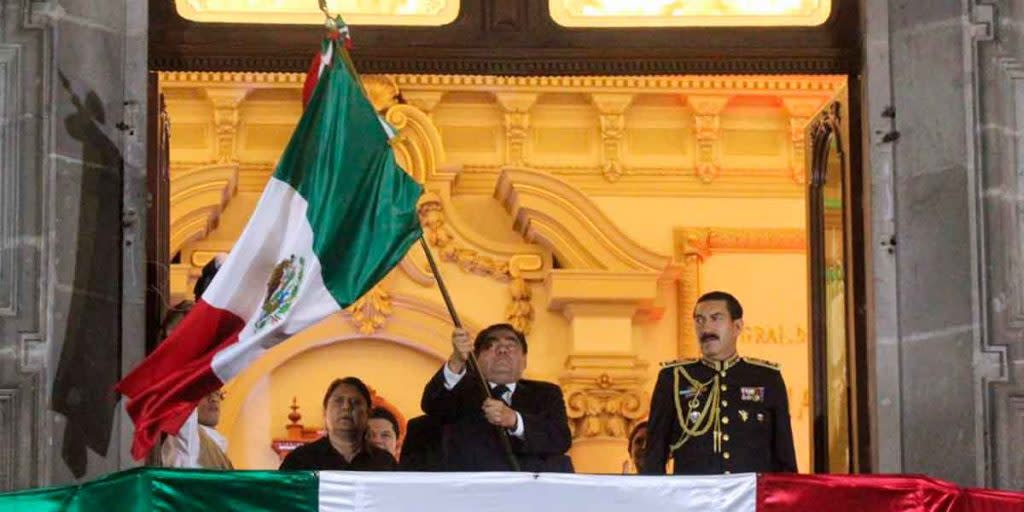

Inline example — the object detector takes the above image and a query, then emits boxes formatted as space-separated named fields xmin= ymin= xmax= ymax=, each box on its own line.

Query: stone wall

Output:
xmin=863 ymin=0 xmax=1022 ymax=489
xmin=0 ymin=0 xmax=146 ymax=490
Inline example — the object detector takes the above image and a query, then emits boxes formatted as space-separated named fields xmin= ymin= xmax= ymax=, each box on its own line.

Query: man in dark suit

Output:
xmin=421 ymin=323 xmax=573 ymax=472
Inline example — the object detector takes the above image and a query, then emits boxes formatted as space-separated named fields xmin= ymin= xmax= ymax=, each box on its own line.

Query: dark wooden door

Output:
xmin=146 ymin=72 xmax=171 ymax=354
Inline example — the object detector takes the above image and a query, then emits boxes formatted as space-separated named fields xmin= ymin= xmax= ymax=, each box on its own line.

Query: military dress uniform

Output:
xmin=642 ymin=355 xmax=797 ymax=475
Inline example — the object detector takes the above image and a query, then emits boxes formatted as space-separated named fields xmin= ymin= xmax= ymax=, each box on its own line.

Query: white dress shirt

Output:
xmin=443 ymin=363 xmax=526 ymax=438
xmin=161 ymin=409 xmax=229 ymax=468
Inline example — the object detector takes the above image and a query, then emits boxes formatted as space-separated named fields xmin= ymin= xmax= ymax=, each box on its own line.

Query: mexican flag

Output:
xmin=115 ymin=35 xmax=423 ymax=460
xmin=3 ymin=469 xmax=1022 ymax=511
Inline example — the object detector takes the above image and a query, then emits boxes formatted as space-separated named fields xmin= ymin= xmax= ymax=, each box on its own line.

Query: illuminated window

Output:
xmin=549 ymin=0 xmax=831 ymax=27
xmin=175 ymin=0 xmax=459 ymax=26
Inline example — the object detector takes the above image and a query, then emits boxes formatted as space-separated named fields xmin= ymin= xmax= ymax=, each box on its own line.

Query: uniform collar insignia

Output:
xmin=700 ymin=353 xmax=740 ymax=371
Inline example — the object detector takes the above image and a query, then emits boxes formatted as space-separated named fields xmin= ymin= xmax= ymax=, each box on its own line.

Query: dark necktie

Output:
xmin=491 ymin=384 xmax=511 ymax=404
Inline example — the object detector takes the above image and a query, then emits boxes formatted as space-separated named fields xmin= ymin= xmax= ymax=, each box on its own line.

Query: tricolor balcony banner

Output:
xmin=2 ymin=469 xmax=1022 ymax=512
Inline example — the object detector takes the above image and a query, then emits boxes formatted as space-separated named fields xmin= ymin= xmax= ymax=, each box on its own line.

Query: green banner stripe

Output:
xmin=0 ymin=468 xmax=318 ymax=512
xmin=272 ymin=39 xmax=423 ymax=308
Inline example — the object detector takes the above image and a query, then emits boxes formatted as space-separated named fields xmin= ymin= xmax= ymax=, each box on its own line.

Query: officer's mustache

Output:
xmin=700 ymin=333 xmax=719 ymax=343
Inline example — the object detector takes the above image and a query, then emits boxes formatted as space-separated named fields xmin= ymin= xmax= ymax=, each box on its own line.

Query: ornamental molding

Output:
xmin=391 ymin=74 xmax=846 ymax=95
xmin=385 ymin=104 xmax=446 ymax=184
xmin=453 ymin=167 xmax=805 ymax=198
xmin=560 ymin=354 xmax=649 ymax=440
xmin=674 ymin=227 xmax=806 ymax=357
xmin=496 ymin=167 xmax=673 ymax=273
xmin=417 ymin=192 xmax=547 ymax=333
xmin=158 ymin=71 xmax=844 ymax=96
xmin=590 ymin=93 xmax=634 ymax=182
xmin=158 ymin=71 xmax=305 ymax=87
xmin=676 ymin=227 xmax=807 ymax=260
xmin=344 ymin=285 xmax=392 ymax=335
xmin=158 ymin=71 xmax=833 ymax=199
xmin=688 ymin=95 xmax=729 ymax=184
xmin=169 ymin=163 xmax=239 ymax=256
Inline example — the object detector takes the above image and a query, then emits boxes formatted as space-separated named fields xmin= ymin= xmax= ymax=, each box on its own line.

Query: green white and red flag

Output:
xmin=116 ymin=34 xmax=422 ymax=460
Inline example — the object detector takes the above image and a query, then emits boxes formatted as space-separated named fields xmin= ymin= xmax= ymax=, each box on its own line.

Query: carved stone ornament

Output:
xmin=417 ymin=192 xmax=534 ymax=333
xmin=345 ymin=285 xmax=393 ymax=334
xmin=563 ymin=372 xmax=646 ymax=439
xmin=363 ymin=74 xmax=401 ymax=113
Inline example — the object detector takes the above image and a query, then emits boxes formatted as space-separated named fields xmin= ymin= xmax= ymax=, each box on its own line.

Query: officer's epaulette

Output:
xmin=743 ymin=357 xmax=781 ymax=371
xmin=660 ymin=358 xmax=699 ymax=368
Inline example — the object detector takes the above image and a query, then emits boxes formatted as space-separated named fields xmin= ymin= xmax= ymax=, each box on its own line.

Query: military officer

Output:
xmin=642 ymin=291 xmax=797 ymax=475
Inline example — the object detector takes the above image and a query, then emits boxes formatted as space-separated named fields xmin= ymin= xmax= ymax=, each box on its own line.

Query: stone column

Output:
xmin=862 ymin=0 xmax=1016 ymax=488
xmin=547 ymin=270 xmax=659 ymax=473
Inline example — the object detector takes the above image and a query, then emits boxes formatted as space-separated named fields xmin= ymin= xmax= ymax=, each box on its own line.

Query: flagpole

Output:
xmin=312 ymin=2 xmax=519 ymax=472
xmin=418 ymin=237 xmax=522 ymax=472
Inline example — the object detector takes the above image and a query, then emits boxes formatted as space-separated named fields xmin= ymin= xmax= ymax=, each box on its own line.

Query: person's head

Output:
xmin=628 ymin=420 xmax=648 ymax=473
xmin=473 ymin=323 xmax=528 ymax=385
xmin=322 ymin=377 xmax=372 ymax=439
xmin=693 ymin=291 xmax=744 ymax=361
xmin=197 ymin=390 xmax=225 ymax=428
xmin=193 ymin=253 xmax=227 ymax=300
xmin=366 ymin=407 xmax=400 ymax=457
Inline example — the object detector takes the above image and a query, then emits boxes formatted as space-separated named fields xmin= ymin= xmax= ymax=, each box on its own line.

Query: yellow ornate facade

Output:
xmin=159 ymin=71 xmax=845 ymax=473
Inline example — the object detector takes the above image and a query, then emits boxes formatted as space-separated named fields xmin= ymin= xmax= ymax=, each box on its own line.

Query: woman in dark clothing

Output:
xmin=279 ymin=377 xmax=395 ymax=471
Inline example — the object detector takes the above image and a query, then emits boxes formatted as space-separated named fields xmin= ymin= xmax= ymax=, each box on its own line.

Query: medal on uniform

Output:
xmin=679 ymin=387 xmax=696 ymax=397
xmin=688 ymin=409 xmax=701 ymax=423
xmin=757 ymin=412 xmax=765 ymax=422
xmin=738 ymin=410 xmax=749 ymax=422
xmin=741 ymin=387 xmax=764 ymax=402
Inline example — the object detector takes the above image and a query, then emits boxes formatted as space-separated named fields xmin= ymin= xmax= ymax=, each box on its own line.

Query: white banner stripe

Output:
xmin=317 ymin=472 xmax=757 ymax=512
xmin=209 ymin=177 xmax=341 ymax=382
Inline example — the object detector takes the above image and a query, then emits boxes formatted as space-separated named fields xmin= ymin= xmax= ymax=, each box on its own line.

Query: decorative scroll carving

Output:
xmin=364 ymin=75 xmax=401 ymax=113
xmin=564 ymin=381 xmax=644 ymax=438
xmin=345 ymin=285 xmax=393 ymax=334
xmin=782 ymin=97 xmax=828 ymax=185
xmin=561 ymin=358 xmax=648 ymax=439
xmin=504 ymin=111 xmax=530 ymax=167
xmin=419 ymin=193 xmax=510 ymax=279
xmin=385 ymin=103 xmax=446 ymax=184
xmin=497 ymin=167 xmax=672 ymax=272
xmin=675 ymin=227 xmax=807 ymax=356
xmin=401 ymin=90 xmax=444 ymax=115
xmin=205 ymin=88 xmax=250 ymax=162
xmin=687 ymin=96 xmax=730 ymax=184
xmin=789 ymin=117 xmax=808 ymax=184
xmin=598 ymin=113 xmax=625 ymax=181
xmin=169 ymin=163 xmax=239 ymax=256
xmin=506 ymin=275 xmax=534 ymax=335
xmin=590 ymin=94 xmax=634 ymax=182
xmin=417 ymin=192 xmax=535 ymax=333
xmin=495 ymin=92 xmax=539 ymax=167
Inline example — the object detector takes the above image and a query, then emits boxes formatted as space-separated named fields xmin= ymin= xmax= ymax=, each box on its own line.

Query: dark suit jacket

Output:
xmin=398 ymin=414 xmax=445 ymax=472
xmin=421 ymin=366 xmax=573 ymax=472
